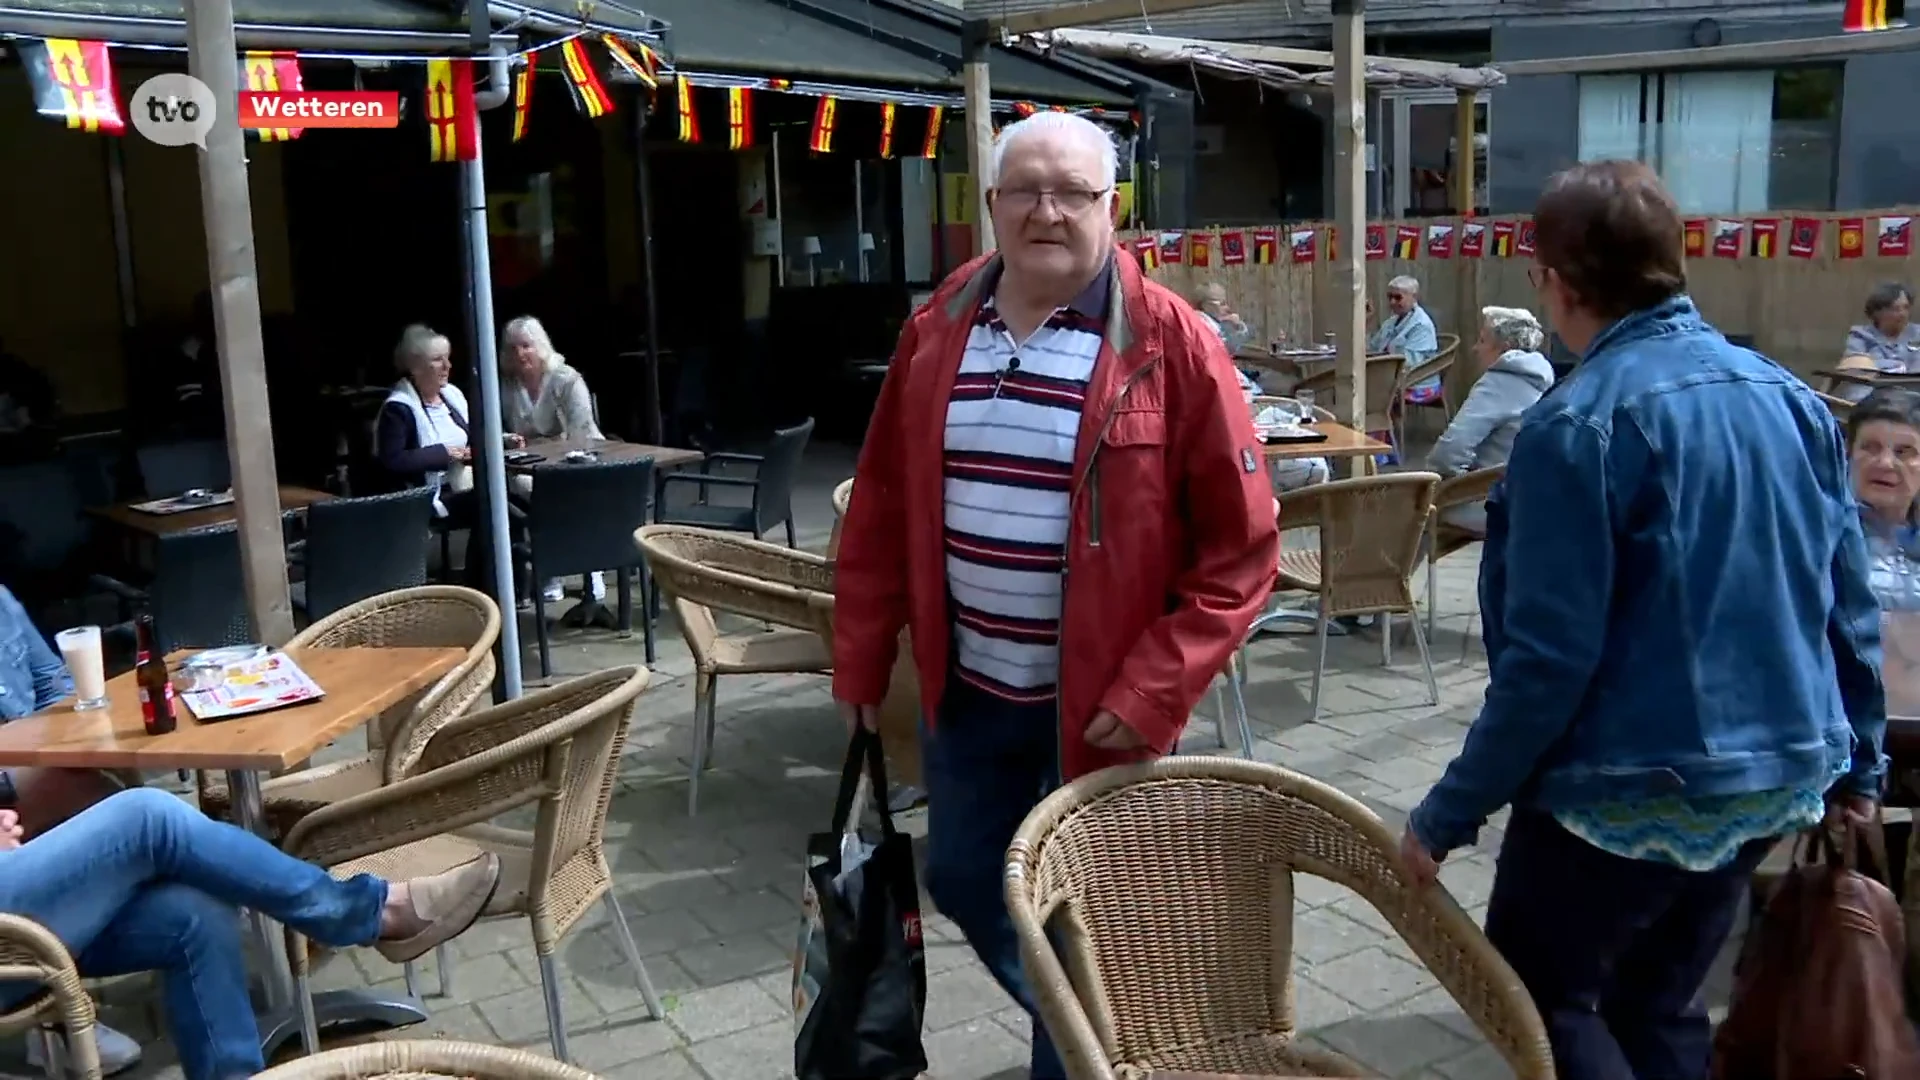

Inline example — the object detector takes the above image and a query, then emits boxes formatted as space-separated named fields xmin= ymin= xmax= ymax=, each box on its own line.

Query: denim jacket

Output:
xmin=0 ymin=587 xmax=70 ymax=721
xmin=1410 ymin=297 xmax=1886 ymax=856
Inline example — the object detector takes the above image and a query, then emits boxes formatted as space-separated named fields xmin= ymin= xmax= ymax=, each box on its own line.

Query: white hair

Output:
xmin=500 ymin=314 xmax=563 ymax=374
xmin=1481 ymin=305 xmax=1545 ymax=353
xmin=1386 ymin=275 xmax=1421 ymax=296
xmin=394 ymin=323 xmax=450 ymax=373
xmin=989 ymin=112 xmax=1118 ymax=192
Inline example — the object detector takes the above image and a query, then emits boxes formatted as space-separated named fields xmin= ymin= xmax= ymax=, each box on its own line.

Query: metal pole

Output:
xmin=853 ymin=160 xmax=866 ymax=282
xmin=105 ymin=139 xmax=137 ymax=329
xmin=634 ymin=102 xmax=664 ymax=445
xmin=770 ymin=128 xmax=786 ymax=286
xmin=183 ymin=0 xmax=294 ymax=646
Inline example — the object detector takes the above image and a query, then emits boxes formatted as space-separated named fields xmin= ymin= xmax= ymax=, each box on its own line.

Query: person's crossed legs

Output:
xmin=0 ymin=787 xmax=500 ymax=1080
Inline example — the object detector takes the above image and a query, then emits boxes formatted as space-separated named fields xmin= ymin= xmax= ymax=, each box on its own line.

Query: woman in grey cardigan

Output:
xmin=1426 ymin=306 xmax=1555 ymax=530
xmin=501 ymin=315 xmax=608 ymax=605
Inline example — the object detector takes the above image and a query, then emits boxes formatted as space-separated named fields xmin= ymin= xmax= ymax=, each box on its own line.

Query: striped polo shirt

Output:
xmin=943 ymin=261 xmax=1111 ymax=703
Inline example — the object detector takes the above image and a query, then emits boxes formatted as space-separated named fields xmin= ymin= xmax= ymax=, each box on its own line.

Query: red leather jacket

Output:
xmin=831 ymin=247 xmax=1279 ymax=779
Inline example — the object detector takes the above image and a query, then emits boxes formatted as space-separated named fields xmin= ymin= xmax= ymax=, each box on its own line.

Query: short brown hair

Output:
xmin=1532 ymin=160 xmax=1687 ymax=320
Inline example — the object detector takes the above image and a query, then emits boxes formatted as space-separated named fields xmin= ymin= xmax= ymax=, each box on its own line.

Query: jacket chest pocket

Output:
xmin=1090 ymin=409 xmax=1169 ymax=547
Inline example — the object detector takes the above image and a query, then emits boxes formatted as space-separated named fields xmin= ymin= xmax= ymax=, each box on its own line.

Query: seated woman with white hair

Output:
xmin=499 ymin=315 xmax=609 ymax=605
xmin=1425 ymin=305 xmax=1555 ymax=531
xmin=373 ymin=324 xmax=478 ymax=518
xmin=1368 ymin=274 xmax=1442 ymax=402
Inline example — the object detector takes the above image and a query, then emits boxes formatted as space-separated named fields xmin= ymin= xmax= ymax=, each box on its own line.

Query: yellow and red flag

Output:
xmin=1012 ymin=101 xmax=1037 ymax=118
xmin=425 ymin=58 xmax=479 ymax=162
xmin=675 ymin=78 xmax=701 ymax=143
xmin=602 ymin=35 xmax=660 ymax=91
xmin=20 ymin=38 xmax=124 ymax=134
xmin=808 ymin=95 xmax=838 ymax=153
xmin=1843 ymin=0 xmax=1905 ymax=30
xmin=878 ymin=102 xmax=897 ymax=158
xmin=239 ymin=52 xmax=304 ymax=140
xmin=560 ymin=38 xmax=614 ymax=118
xmin=920 ymin=105 xmax=943 ymax=158
xmin=727 ymin=87 xmax=753 ymax=149
xmin=511 ymin=64 xmax=534 ymax=142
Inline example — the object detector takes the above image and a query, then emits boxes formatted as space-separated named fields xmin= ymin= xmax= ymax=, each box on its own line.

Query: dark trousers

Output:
xmin=921 ymin=678 xmax=1065 ymax=1080
xmin=1484 ymin=808 xmax=1773 ymax=1080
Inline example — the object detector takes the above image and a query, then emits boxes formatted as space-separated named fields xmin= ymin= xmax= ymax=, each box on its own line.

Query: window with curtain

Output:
xmin=1575 ymin=67 xmax=1841 ymax=214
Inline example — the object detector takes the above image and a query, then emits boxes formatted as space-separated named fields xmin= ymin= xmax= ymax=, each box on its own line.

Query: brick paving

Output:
xmin=44 ymin=443 xmax=1728 ymax=1080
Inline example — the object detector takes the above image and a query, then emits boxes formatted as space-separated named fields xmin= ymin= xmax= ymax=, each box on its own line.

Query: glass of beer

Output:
xmin=55 ymin=625 xmax=108 ymax=711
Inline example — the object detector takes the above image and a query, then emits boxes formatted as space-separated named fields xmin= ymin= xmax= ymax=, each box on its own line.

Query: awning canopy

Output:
xmin=1021 ymin=27 xmax=1506 ymax=94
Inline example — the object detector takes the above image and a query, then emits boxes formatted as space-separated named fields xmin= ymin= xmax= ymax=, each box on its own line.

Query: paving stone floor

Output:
xmin=45 ymin=442 xmax=1744 ymax=1080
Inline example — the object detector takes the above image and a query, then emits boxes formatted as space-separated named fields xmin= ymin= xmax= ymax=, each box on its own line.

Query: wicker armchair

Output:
xmin=252 ymin=1040 xmax=601 ymax=1080
xmin=1239 ymin=473 xmax=1440 ymax=722
xmin=1816 ymin=389 xmax=1855 ymax=419
xmin=1295 ymin=356 xmax=1405 ymax=454
xmin=821 ymin=483 xmax=927 ymax=793
xmin=1005 ymin=758 xmax=1553 ymax=1080
xmin=635 ymin=525 xmax=835 ymax=815
xmin=198 ymin=587 xmax=500 ymax=839
xmin=0 ymin=915 xmax=100 ymax=1080
xmin=279 ymin=667 xmax=662 ymax=1063
xmin=1425 ymin=466 xmax=1503 ymax=640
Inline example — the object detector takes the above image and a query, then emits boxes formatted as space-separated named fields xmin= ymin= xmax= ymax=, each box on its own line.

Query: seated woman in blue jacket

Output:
xmin=1401 ymin=160 xmax=1885 ymax=1080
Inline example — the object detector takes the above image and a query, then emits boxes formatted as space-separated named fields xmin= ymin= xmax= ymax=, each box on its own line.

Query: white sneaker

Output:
xmin=26 ymin=1021 xmax=141 ymax=1076
xmin=540 ymin=580 xmax=565 ymax=603
xmin=585 ymin=572 xmax=607 ymax=603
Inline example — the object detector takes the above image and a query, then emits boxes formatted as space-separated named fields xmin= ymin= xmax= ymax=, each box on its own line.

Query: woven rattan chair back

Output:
xmin=1293 ymin=471 xmax=1438 ymax=617
xmin=1816 ymin=389 xmax=1855 ymax=419
xmin=1005 ymin=758 xmax=1553 ymax=1080
xmin=0 ymin=914 xmax=101 ymax=1080
xmin=636 ymin=525 xmax=834 ymax=632
xmin=290 ymin=585 xmax=500 ymax=775
xmin=251 ymin=1039 xmax=602 ymax=1080
xmin=1433 ymin=465 xmax=1503 ymax=516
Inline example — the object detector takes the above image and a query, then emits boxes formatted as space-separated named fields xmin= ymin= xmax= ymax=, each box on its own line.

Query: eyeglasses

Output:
xmin=992 ymin=186 xmax=1110 ymax=215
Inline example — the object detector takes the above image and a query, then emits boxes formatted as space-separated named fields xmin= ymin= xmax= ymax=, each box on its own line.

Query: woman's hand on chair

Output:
xmin=1398 ymin=826 xmax=1440 ymax=887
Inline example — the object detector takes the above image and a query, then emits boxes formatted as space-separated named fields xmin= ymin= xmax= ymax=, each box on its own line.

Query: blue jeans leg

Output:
xmin=921 ymin=679 xmax=1064 ymax=1080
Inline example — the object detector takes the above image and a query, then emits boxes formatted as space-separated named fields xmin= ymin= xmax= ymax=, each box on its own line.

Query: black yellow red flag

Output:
xmin=1843 ymin=0 xmax=1906 ymax=30
xmin=240 ymin=51 xmax=304 ymax=141
xmin=675 ymin=79 xmax=701 ymax=144
xmin=878 ymin=102 xmax=897 ymax=158
xmin=726 ymin=87 xmax=753 ymax=149
xmin=19 ymin=39 xmax=125 ymax=134
xmin=920 ymin=105 xmax=943 ymax=159
xmin=1012 ymin=101 xmax=1037 ymax=118
xmin=808 ymin=95 xmax=838 ymax=153
xmin=511 ymin=64 xmax=534 ymax=142
xmin=602 ymin=35 xmax=659 ymax=91
xmin=560 ymin=38 xmax=615 ymax=118
xmin=425 ymin=58 xmax=479 ymax=162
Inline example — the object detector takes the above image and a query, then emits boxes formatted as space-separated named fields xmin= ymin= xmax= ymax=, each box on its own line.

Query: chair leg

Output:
xmin=1211 ymin=677 xmax=1229 ymax=749
xmin=602 ymin=893 xmax=666 ymax=1019
xmin=1309 ymin=612 xmax=1332 ymax=721
xmin=702 ymin=678 xmax=719 ymax=763
xmin=438 ymin=943 xmax=455 ymax=998
xmin=34 ymin=1028 xmax=61 ymax=1078
xmin=536 ymin=950 xmax=571 ymax=1062
xmin=639 ymin=565 xmax=656 ymax=665
xmin=533 ymin=589 xmax=552 ymax=679
xmin=1225 ymin=652 xmax=1255 ymax=758
xmin=1381 ymin=612 xmax=1393 ymax=667
xmin=784 ymin=516 xmax=796 ymax=548
xmin=1409 ymin=607 xmax=1440 ymax=705
xmin=1426 ymin=555 xmax=1439 ymax=641
xmin=403 ymin=959 xmax=420 ymax=998
xmin=297 ymin=970 xmax=320 ymax=1055
xmin=688 ymin=672 xmax=715 ymax=816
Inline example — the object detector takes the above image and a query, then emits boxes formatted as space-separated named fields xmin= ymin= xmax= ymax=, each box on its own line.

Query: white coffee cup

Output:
xmin=55 ymin=626 xmax=108 ymax=711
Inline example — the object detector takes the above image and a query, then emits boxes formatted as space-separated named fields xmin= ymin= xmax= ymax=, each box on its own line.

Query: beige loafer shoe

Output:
xmin=375 ymin=853 xmax=503 ymax=964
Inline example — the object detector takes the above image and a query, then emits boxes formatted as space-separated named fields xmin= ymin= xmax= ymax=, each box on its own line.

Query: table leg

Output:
xmin=225 ymin=770 xmax=293 ymax=1012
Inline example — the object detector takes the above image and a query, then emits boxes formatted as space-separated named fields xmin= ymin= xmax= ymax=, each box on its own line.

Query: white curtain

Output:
xmin=1577 ymin=75 xmax=1644 ymax=163
xmin=1657 ymin=71 xmax=1773 ymax=214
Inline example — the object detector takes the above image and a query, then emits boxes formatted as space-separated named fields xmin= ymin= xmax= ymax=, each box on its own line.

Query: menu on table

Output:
xmin=180 ymin=651 xmax=325 ymax=722
xmin=131 ymin=491 xmax=235 ymax=515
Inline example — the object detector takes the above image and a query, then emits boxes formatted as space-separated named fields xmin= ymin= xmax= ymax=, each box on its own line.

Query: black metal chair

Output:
xmin=519 ymin=457 xmax=657 ymax=677
xmin=654 ymin=417 xmax=813 ymax=547
xmin=293 ymin=489 xmax=435 ymax=621
xmin=56 ymin=430 xmax=128 ymax=509
xmin=0 ymin=461 xmax=100 ymax=621
xmin=95 ymin=524 xmax=253 ymax=654
xmin=136 ymin=439 xmax=230 ymax=497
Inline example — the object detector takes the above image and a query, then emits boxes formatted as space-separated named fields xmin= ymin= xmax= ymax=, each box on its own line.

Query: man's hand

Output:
xmin=1824 ymin=793 xmax=1877 ymax=830
xmin=1399 ymin=826 xmax=1441 ymax=887
xmin=0 ymin=810 xmax=24 ymax=852
xmin=838 ymin=701 xmax=878 ymax=734
xmin=504 ymin=433 xmax=526 ymax=450
xmin=1083 ymin=710 xmax=1144 ymax=750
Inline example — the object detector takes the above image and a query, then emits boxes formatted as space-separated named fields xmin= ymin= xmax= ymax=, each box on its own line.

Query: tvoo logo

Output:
xmin=131 ymin=73 xmax=216 ymax=148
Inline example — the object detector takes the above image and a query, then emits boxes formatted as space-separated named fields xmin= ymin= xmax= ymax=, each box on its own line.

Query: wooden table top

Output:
xmin=0 ymin=646 xmax=463 ymax=771
xmin=87 ymin=486 xmax=332 ymax=538
xmin=1262 ymin=421 xmax=1390 ymax=461
xmin=515 ymin=438 xmax=704 ymax=473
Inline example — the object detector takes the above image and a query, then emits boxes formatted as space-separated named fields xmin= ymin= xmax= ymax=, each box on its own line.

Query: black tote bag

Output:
xmin=791 ymin=728 xmax=928 ymax=1080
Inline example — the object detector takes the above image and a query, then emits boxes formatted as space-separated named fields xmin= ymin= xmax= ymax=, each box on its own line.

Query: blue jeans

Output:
xmin=921 ymin=678 xmax=1064 ymax=1080
xmin=0 ymin=787 xmax=388 ymax=1080
xmin=1484 ymin=809 xmax=1773 ymax=1080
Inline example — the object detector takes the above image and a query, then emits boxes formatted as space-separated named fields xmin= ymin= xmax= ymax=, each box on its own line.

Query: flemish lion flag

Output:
xmin=240 ymin=52 xmax=304 ymax=140
xmin=560 ymin=39 xmax=614 ymax=118
xmin=676 ymin=79 xmax=701 ymax=144
xmin=1843 ymin=0 xmax=1906 ymax=31
xmin=809 ymin=95 xmax=838 ymax=153
xmin=602 ymin=35 xmax=659 ymax=91
xmin=878 ymin=102 xmax=897 ymax=159
xmin=19 ymin=39 xmax=125 ymax=134
xmin=919 ymin=105 xmax=943 ymax=158
xmin=425 ymin=59 xmax=479 ymax=162
xmin=511 ymin=65 xmax=534 ymax=143
xmin=727 ymin=87 xmax=753 ymax=150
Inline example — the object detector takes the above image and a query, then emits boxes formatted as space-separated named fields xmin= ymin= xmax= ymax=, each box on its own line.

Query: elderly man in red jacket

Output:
xmin=832 ymin=112 xmax=1278 ymax=1076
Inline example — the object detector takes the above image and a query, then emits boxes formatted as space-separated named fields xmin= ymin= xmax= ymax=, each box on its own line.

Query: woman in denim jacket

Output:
xmin=1402 ymin=162 xmax=1884 ymax=1080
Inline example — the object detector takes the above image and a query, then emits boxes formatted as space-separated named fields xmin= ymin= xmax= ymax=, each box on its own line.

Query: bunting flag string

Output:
xmin=511 ymin=64 xmax=534 ymax=142
xmin=240 ymin=51 xmax=303 ymax=140
xmin=424 ymin=58 xmax=479 ymax=162
xmin=601 ymin=33 xmax=659 ymax=90
xmin=726 ymin=87 xmax=752 ymax=150
xmin=1842 ymin=0 xmax=1906 ymax=31
xmin=809 ymin=95 xmax=838 ymax=153
xmin=676 ymin=76 xmax=701 ymax=143
xmin=920 ymin=105 xmax=943 ymax=159
xmin=559 ymin=38 xmax=615 ymax=118
xmin=19 ymin=38 xmax=125 ymax=134
xmin=878 ymin=101 xmax=897 ymax=159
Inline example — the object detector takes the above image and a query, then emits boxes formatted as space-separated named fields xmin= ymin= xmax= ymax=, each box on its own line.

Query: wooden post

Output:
xmin=1330 ymin=0 xmax=1367 ymax=462
xmin=183 ymin=0 xmax=294 ymax=645
xmin=961 ymin=18 xmax=996 ymax=254
xmin=1451 ymin=88 xmax=1480 ymax=410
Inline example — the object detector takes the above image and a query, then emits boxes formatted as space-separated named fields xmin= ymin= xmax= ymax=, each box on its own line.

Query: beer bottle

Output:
xmin=134 ymin=615 xmax=177 ymax=735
